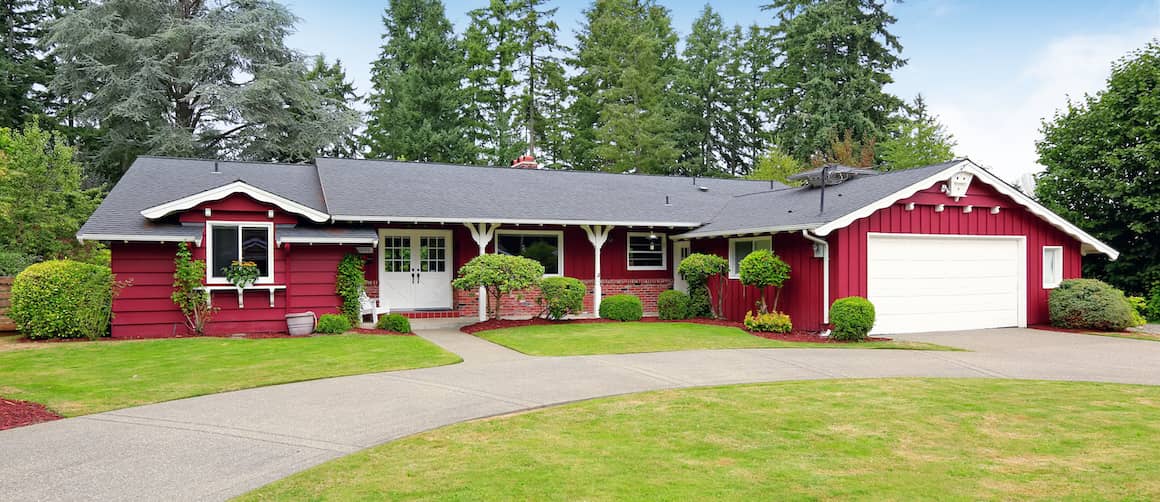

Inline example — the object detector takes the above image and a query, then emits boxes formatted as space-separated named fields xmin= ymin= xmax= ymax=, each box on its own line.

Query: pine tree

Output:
xmin=516 ymin=0 xmax=566 ymax=168
xmin=765 ymin=0 xmax=906 ymax=162
xmin=569 ymin=0 xmax=680 ymax=174
xmin=674 ymin=6 xmax=730 ymax=176
xmin=49 ymin=0 xmax=360 ymax=181
xmin=729 ymin=24 xmax=777 ymax=174
xmin=464 ymin=0 xmax=524 ymax=166
xmin=0 ymin=0 xmax=53 ymax=129
xmin=364 ymin=0 xmax=475 ymax=163
xmin=302 ymin=55 xmax=363 ymax=159
xmin=879 ymin=94 xmax=957 ymax=170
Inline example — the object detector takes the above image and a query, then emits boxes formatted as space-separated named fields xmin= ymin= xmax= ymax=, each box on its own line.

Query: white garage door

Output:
xmin=866 ymin=234 xmax=1025 ymax=334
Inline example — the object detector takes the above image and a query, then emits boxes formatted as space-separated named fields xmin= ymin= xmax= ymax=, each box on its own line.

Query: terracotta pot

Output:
xmin=285 ymin=311 xmax=316 ymax=336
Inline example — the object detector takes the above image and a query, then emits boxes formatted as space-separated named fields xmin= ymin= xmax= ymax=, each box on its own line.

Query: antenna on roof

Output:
xmin=770 ymin=180 xmax=774 ymax=189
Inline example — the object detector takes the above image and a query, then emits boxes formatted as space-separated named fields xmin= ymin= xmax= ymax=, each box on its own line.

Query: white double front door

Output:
xmin=378 ymin=229 xmax=453 ymax=310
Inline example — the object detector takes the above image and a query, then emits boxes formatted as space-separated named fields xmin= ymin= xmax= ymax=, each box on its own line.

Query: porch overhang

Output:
xmin=275 ymin=225 xmax=379 ymax=246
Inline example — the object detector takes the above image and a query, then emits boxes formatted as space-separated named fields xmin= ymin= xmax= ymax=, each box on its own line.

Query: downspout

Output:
xmin=801 ymin=229 xmax=830 ymax=326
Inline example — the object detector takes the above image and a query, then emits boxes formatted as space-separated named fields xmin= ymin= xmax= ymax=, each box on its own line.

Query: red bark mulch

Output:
xmin=0 ymin=398 xmax=62 ymax=430
xmin=460 ymin=317 xmax=891 ymax=343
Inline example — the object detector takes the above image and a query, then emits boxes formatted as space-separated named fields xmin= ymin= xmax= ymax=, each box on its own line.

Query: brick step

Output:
xmin=395 ymin=310 xmax=463 ymax=319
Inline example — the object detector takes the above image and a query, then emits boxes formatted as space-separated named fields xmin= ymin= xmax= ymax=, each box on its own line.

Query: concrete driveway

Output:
xmin=2 ymin=327 xmax=1159 ymax=501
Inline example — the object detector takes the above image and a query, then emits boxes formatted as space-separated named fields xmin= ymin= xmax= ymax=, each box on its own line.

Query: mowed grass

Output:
xmin=477 ymin=322 xmax=956 ymax=356
xmin=0 ymin=334 xmax=461 ymax=416
xmin=241 ymin=379 xmax=1160 ymax=501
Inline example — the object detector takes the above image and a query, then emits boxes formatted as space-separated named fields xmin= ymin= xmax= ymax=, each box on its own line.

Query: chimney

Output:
xmin=511 ymin=154 xmax=539 ymax=169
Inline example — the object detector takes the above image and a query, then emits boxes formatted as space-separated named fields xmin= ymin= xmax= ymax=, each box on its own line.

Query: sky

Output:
xmin=285 ymin=0 xmax=1160 ymax=181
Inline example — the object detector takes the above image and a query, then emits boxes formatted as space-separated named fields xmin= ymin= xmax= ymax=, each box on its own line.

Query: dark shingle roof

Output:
xmin=78 ymin=157 xmax=325 ymax=240
xmin=316 ymin=158 xmax=777 ymax=225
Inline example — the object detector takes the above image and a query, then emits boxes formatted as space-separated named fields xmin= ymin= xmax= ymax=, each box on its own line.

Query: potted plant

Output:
xmin=224 ymin=260 xmax=260 ymax=288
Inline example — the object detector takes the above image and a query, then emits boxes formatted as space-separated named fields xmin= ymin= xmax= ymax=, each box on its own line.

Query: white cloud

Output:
xmin=926 ymin=28 xmax=1158 ymax=181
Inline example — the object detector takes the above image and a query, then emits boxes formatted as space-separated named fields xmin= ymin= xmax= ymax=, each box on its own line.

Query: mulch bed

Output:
xmin=0 ymin=398 xmax=61 ymax=430
xmin=461 ymin=317 xmax=891 ymax=343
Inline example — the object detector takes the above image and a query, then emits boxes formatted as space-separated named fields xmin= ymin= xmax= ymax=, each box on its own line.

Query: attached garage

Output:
xmin=866 ymin=234 xmax=1025 ymax=334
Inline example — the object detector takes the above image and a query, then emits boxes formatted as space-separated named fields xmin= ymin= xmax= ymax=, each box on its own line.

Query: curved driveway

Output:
xmin=2 ymin=327 xmax=1159 ymax=501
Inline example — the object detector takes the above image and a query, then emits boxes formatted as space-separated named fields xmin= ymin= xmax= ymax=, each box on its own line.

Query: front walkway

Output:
xmin=2 ymin=327 xmax=1160 ymax=501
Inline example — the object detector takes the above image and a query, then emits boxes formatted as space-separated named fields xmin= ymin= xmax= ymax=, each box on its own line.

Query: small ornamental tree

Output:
xmin=336 ymin=254 xmax=366 ymax=325
xmin=452 ymin=254 xmax=544 ymax=320
xmin=738 ymin=249 xmax=791 ymax=313
xmin=677 ymin=253 xmax=729 ymax=318
xmin=171 ymin=242 xmax=215 ymax=336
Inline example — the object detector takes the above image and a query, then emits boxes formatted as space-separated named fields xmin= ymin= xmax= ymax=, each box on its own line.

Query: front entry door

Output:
xmin=673 ymin=241 xmax=691 ymax=292
xmin=379 ymin=229 xmax=453 ymax=310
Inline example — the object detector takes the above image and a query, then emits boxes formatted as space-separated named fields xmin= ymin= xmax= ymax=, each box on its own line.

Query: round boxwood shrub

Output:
xmin=315 ymin=313 xmax=352 ymax=334
xmin=657 ymin=290 xmax=690 ymax=320
xmin=537 ymin=276 xmax=586 ymax=320
xmin=829 ymin=296 xmax=876 ymax=341
xmin=1049 ymin=278 xmax=1135 ymax=331
xmin=599 ymin=294 xmax=643 ymax=322
xmin=10 ymin=260 xmax=114 ymax=340
xmin=376 ymin=313 xmax=412 ymax=333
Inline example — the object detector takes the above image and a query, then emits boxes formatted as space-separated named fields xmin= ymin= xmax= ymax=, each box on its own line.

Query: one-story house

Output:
xmin=78 ymin=156 xmax=1117 ymax=337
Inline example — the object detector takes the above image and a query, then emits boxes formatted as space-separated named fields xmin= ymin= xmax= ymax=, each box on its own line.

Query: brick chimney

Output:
xmin=511 ymin=154 xmax=539 ymax=169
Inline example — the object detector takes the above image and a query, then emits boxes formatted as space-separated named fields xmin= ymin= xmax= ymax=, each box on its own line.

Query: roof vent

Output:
xmin=697 ymin=186 xmax=709 ymax=192
xmin=788 ymin=164 xmax=880 ymax=187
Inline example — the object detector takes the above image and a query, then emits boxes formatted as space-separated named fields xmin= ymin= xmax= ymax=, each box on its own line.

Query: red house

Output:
xmin=77 ymin=157 xmax=1116 ymax=338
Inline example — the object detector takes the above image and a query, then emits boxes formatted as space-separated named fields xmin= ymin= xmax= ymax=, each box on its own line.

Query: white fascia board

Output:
xmin=140 ymin=181 xmax=330 ymax=223
xmin=811 ymin=160 xmax=1119 ymax=260
xmin=672 ymin=223 xmax=821 ymax=240
xmin=76 ymin=233 xmax=203 ymax=245
xmin=330 ymin=215 xmax=702 ymax=228
xmin=276 ymin=236 xmax=379 ymax=245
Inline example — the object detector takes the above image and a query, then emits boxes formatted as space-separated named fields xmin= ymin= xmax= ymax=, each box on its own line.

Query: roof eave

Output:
xmin=139 ymin=180 xmax=330 ymax=223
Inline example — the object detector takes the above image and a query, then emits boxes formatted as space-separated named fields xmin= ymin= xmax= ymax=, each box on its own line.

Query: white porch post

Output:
xmin=465 ymin=222 xmax=499 ymax=321
xmin=581 ymin=224 xmax=613 ymax=316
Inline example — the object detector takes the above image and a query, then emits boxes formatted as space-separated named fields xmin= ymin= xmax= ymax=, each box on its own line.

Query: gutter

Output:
xmin=800 ymin=229 xmax=830 ymax=324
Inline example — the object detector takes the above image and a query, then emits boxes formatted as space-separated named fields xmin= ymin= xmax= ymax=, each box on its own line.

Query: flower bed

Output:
xmin=1 ymin=397 xmax=61 ymax=430
xmin=461 ymin=317 xmax=891 ymax=343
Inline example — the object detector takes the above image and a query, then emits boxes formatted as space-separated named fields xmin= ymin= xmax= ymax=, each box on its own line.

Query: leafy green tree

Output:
xmin=747 ymin=147 xmax=806 ymax=184
xmin=569 ymin=0 xmax=680 ymax=174
xmin=452 ymin=254 xmax=544 ymax=320
xmin=1036 ymin=41 xmax=1160 ymax=294
xmin=765 ymin=0 xmax=906 ymax=162
xmin=879 ymin=95 xmax=956 ymax=170
xmin=0 ymin=122 xmax=102 ymax=261
xmin=303 ymin=55 xmax=363 ymax=159
xmin=365 ymin=0 xmax=475 ymax=164
xmin=738 ymin=249 xmax=791 ymax=313
xmin=48 ymin=0 xmax=359 ymax=181
xmin=674 ymin=6 xmax=731 ymax=176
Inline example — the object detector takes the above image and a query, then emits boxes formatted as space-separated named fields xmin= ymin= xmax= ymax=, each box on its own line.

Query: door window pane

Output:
xmin=497 ymin=233 xmax=560 ymax=275
xmin=211 ymin=226 xmax=239 ymax=278
xmin=419 ymin=236 xmax=446 ymax=272
xmin=384 ymin=236 xmax=411 ymax=273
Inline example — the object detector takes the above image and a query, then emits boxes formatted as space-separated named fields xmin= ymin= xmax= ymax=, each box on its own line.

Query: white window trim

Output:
xmin=1043 ymin=245 xmax=1063 ymax=289
xmin=728 ymin=236 xmax=772 ymax=279
xmin=205 ymin=221 xmax=275 ymax=285
xmin=626 ymin=232 xmax=667 ymax=271
xmin=494 ymin=229 xmax=565 ymax=277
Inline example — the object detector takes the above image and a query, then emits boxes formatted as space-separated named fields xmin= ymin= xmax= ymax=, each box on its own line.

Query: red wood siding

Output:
xmin=695 ymin=232 xmax=826 ymax=330
xmin=830 ymin=180 xmax=1083 ymax=326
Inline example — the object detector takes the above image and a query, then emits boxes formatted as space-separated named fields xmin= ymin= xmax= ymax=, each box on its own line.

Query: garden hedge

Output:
xmin=1048 ymin=279 xmax=1135 ymax=331
xmin=10 ymin=260 xmax=113 ymax=340
xmin=829 ymin=296 xmax=876 ymax=341
xmin=599 ymin=294 xmax=643 ymax=321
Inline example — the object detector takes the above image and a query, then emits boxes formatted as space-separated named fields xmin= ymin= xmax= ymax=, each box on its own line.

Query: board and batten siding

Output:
xmin=829 ymin=180 xmax=1082 ymax=326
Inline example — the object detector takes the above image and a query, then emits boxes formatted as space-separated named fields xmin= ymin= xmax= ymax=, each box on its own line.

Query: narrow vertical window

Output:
xmin=1043 ymin=246 xmax=1063 ymax=288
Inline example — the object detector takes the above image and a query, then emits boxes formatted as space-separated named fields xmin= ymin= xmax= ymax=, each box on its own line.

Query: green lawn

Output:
xmin=240 ymin=379 xmax=1160 ymax=501
xmin=476 ymin=322 xmax=957 ymax=356
xmin=0 ymin=334 xmax=461 ymax=416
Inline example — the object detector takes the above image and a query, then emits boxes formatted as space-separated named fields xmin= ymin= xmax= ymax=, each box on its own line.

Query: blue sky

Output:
xmin=285 ymin=0 xmax=1160 ymax=180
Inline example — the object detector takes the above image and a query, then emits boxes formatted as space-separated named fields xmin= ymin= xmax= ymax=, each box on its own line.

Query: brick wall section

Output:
xmin=453 ymin=278 xmax=673 ymax=319
xmin=0 ymin=277 xmax=15 ymax=332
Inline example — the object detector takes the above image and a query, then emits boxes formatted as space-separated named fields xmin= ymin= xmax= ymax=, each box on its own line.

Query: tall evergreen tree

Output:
xmin=464 ymin=0 xmax=524 ymax=166
xmin=301 ymin=55 xmax=362 ymax=159
xmin=674 ymin=5 xmax=730 ymax=176
xmin=365 ymin=0 xmax=475 ymax=163
xmin=49 ymin=0 xmax=360 ymax=181
xmin=517 ymin=0 xmax=566 ymax=167
xmin=727 ymin=24 xmax=778 ymax=174
xmin=878 ymin=94 xmax=956 ymax=170
xmin=569 ymin=0 xmax=680 ymax=174
xmin=0 ymin=0 xmax=56 ymax=129
xmin=765 ymin=0 xmax=906 ymax=162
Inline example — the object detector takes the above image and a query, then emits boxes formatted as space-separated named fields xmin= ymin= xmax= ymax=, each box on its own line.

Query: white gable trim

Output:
xmin=812 ymin=160 xmax=1118 ymax=259
xmin=140 ymin=181 xmax=330 ymax=223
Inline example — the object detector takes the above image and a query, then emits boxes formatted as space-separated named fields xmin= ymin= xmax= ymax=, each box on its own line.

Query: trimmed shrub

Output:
xmin=738 ymin=249 xmax=791 ymax=313
xmin=315 ymin=313 xmax=352 ymax=334
xmin=657 ymin=290 xmax=690 ymax=320
xmin=0 ymin=251 xmax=35 ymax=276
xmin=1049 ymin=279 xmax=1135 ymax=331
xmin=744 ymin=311 xmax=792 ymax=333
xmin=677 ymin=253 xmax=728 ymax=318
xmin=830 ymin=296 xmax=876 ymax=341
xmin=10 ymin=260 xmax=113 ymax=340
xmin=599 ymin=294 xmax=643 ymax=321
xmin=452 ymin=254 xmax=544 ymax=320
xmin=537 ymin=276 xmax=586 ymax=320
xmin=376 ymin=313 xmax=412 ymax=333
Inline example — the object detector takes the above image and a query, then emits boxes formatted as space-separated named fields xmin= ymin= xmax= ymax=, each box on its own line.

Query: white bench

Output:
xmin=359 ymin=291 xmax=390 ymax=324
